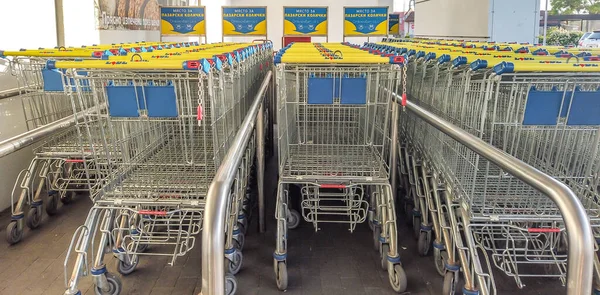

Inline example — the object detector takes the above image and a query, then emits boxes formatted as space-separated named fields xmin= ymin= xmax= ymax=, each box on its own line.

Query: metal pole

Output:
xmin=201 ymin=71 xmax=272 ymax=295
xmin=385 ymin=89 xmax=593 ymax=295
xmin=543 ymin=0 xmax=549 ymax=45
xmin=54 ymin=0 xmax=65 ymax=47
xmin=389 ymin=101 xmax=399 ymax=201
xmin=0 ymin=104 xmax=103 ymax=159
xmin=256 ymin=104 xmax=266 ymax=233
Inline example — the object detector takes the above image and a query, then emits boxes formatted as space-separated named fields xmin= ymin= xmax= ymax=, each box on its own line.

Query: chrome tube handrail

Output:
xmin=0 ymin=103 xmax=104 ymax=158
xmin=385 ymin=88 xmax=593 ymax=295
xmin=201 ymin=71 xmax=272 ymax=295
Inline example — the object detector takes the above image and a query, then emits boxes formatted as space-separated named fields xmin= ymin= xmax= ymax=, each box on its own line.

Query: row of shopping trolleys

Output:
xmin=368 ymin=38 xmax=600 ymax=294
xmin=2 ymin=38 xmax=600 ymax=295
xmin=1 ymin=41 xmax=273 ymax=295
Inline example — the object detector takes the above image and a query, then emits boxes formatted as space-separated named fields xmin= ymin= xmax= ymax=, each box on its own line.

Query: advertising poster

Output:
xmin=160 ymin=6 xmax=206 ymax=36
xmin=389 ymin=13 xmax=400 ymax=35
xmin=283 ymin=7 xmax=328 ymax=36
xmin=96 ymin=0 xmax=161 ymax=30
xmin=343 ymin=7 xmax=388 ymax=36
xmin=222 ymin=7 xmax=267 ymax=36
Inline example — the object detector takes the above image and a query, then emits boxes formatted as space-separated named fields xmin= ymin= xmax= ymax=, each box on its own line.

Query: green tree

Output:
xmin=550 ymin=0 xmax=600 ymax=14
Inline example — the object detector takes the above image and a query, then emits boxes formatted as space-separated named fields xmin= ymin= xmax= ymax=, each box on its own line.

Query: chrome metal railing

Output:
xmin=201 ymin=70 xmax=272 ymax=295
xmin=385 ymin=88 xmax=594 ymax=295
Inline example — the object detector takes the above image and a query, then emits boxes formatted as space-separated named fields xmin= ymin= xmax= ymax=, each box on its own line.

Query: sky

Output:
xmin=393 ymin=0 xmax=551 ymax=12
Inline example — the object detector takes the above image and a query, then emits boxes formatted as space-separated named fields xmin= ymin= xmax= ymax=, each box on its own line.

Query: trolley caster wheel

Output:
xmin=442 ymin=271 xmax=458 ymax=295
xmin=275 ymin=261 xmax=288 ymax=291
xmin=6 ymin=221 xmax=23 ymax=245
xmin=434 ymin=248 xmax=448 ymax=277
xmin=237 ymin=219 xmax=248 ymax=234
xmin=137 ymin=243 xmax=149 ymax=253
xmin=225 ymin=273 xmax=237 ymax=295
xmin=373 ymin=226 xmax=381 ymax=251
xmin=46 ymin=191 xmax=60 ymax=216
xmin=287 ymin=209 xmax=301 ymax=229
xmin=94 ymin=272 xmax=122 ymax=295
xmin=226 ymin=251 xmax=243 ymax=275
xmin=417 ymin=231 xmax=431 ymax=256
xmin=412 ymin=216 xmax=421 ymax=239
xmin=380 ymin=244 xmax=389 ymax=271
xmin=26 ymin=207 xmax=42 ymax=230
xmin=61 ymin=191 xmax=76 ymax=205
xmin=388 ymin=263 xmax=408 ymax=293
xmin=117 ymin=256 xmax=138 ymax=276
xmin=233 ymin=232 xmax=246 ymax=251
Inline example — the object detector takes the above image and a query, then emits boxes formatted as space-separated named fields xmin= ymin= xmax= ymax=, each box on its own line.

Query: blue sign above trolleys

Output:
xmin=343 ymin=6 xmax=389 ymax=37
xmin=222 ymin=6 xmax=268 ymax=37
xmin=389 ymin=13 xmax=400 ymax=35
xmin=160 ymin=6 xmax=206 ymax=36
xmin=283 ymin=7 xmax=328 ymax=36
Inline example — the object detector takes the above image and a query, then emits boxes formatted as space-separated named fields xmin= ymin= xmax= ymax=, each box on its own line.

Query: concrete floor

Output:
xmin=0 ymin=156 xmax=565 ymax=295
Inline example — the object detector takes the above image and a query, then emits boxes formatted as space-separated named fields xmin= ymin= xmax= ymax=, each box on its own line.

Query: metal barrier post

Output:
xmin=201 ymin=71 xmax=272 ymax=295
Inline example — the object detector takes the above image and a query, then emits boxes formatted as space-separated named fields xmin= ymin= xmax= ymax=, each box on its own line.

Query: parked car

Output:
xmin=579 ymin=31 xmax=600 ymax=48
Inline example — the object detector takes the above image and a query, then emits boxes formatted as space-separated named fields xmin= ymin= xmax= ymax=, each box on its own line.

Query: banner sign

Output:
xmin=160 ymin=6 xmax=205 ymax=36
xmin=283 ymin=7 xmax=328 ymax=36
xmin=96 ymin=0 xmax=161 ymax=30
xmin=389 ymin=13 xmax=400 ymax=35
xmin=222 ymin=7 xmax=267 ymax=36
xmin=343 ymin=7 xmax=388 ymax=36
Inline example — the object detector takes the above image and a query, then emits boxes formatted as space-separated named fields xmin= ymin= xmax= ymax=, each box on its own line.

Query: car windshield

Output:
xmin=588 ymin=32 xmax=600 ymax=40
xmin=581 ymin=32 xmax=592 ymax=40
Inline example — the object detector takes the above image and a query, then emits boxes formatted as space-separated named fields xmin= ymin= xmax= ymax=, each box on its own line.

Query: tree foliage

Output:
xmin=550 ymin=0 xmax=600 ymax=14
xmin=539 ymin=27 xmax=584 ymax=46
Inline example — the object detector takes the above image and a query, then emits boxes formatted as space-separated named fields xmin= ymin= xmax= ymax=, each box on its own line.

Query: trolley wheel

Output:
xmin=442 ymin=271 xmax=457 ymax=295
xmin=26 ymin=207 xmax=42 ymax=230
xmin=287 ymin=209 xmax=301 ymax=229
xmin=225 ymin=273 xmax=237 ymax=295
xmin=137 ymin=242 xmax=149 ymax=253
xmin=275 ymin=261 xmax=288 ymax=291
xmin=404 ymin=203 xmax=414 ymax=226
xmin=388 ymin=263 xmax=408 ymax=293
xmin=417 ymin=231 xmax=431 ymax=256
xmin=117 ymin=257 xmax=138 ymax=276
xmin=6 ymin=221 xmax=23 ymax=245
xmin=412 ymin=216 xmax=421 ymax=239
xmin=46 ymin=191 xmax=59 ymax=216
xmin=237 ymin=218 xmax=248 ymax=234
xmin=373 ymin=226 xmax=382 ymax=251
xmin=234 ymin=232 xmax=245 ymax=250
xmin=61 ymin=191 xmax=76 ymax=205
xmin=380 ymin=244 xmax=389 ymax=271
xmin=94 ymin=272 xmax=122 ymax=295
xmin=226 ymin=251 xmax=243 ymax=275
xmin=434 ymin=248 xmax=448 ymax=277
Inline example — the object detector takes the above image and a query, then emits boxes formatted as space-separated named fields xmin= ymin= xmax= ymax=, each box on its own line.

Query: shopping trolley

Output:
xmin=1 ymin=42 xmax=241 ymax=244
xmin=48 ymin=43 xmax=272 ymax=295
xmin=375 ymin=39 xmax=600 ymax=294
xmin=272 ymin=42 xmax=408 ymax=293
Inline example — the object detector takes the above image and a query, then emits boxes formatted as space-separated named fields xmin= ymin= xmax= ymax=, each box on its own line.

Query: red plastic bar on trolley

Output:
xmin=138 ymin=210 xmax=168 ymax=216
xmin=527 ymin=228 xmax=561 ymax=233
xmin=319 ymin=184 xmax=347 ymax=189
xmin=65 ymin=159 xmax=85 ymax=163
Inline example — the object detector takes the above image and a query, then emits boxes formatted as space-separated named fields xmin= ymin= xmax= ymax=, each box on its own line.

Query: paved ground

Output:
xmin=0 ymin=158 xmax=565 ymax=295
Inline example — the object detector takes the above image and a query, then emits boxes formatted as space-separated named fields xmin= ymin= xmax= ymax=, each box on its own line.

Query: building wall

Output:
xmin=415 ymin=0 xmax=490 ymax=40
xmin=229 ymin=0 xmax=392 ymax=49
xmin=489 ymin=0 xmax=540 ymax=43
